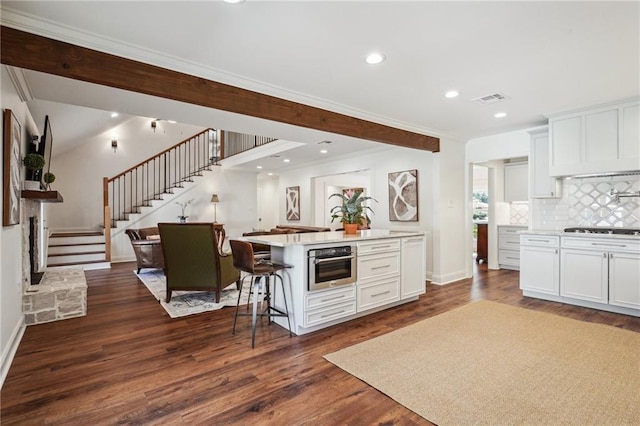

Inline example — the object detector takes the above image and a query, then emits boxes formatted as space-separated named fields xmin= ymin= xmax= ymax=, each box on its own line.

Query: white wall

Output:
xmin=465 ymin=129 xmax=531 ymax=274
xmin=46 ymin=117 xmax=206 ymax=232
xmin=273 ymin=140 xmax=466 ymax=284
xmin=1 ymin=66 xmax=40 ymax=386
xmin=257 ymin=175 xmax=279 ymax=231
xmin=110 ymin=166 xmax=259 ymax=261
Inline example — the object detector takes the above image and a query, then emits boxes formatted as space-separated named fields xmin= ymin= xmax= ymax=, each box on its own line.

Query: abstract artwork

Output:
xmin=388 ymin=169 xmax=418 ymax=221
xmin=286 ymin=186 xmax=300 ymax=221
xmin=3 ymin=109 xmax=22 ymax=226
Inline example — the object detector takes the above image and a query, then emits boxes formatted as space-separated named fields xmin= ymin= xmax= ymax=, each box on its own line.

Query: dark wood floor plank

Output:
xmin=2 ymin=261 xmax=639 ymax=425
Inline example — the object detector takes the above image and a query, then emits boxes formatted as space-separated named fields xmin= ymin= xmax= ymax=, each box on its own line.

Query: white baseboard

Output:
xmin=430 ymin=269 xmax=468 ymax=285
xmin=1 ymin=315 xmax=25 ymax=389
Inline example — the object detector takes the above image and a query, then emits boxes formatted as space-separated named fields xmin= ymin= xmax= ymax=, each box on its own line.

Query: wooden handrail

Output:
xmin=109 ymin=128 xmax=214 ymax=182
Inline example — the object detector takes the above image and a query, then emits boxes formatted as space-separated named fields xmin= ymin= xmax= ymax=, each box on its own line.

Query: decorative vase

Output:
xmin=343 ymin=223 xmax=358 ymax=234
xmin=178 ymin=216 xmax=187 ymax=223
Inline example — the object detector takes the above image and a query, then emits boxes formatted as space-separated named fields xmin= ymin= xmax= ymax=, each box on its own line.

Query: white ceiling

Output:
xmin=2 ymin=1 xmax=639 ymax=172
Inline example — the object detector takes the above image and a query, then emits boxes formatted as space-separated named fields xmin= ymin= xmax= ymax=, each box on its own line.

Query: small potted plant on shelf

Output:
xmin=23 ymin=153 xmax=45 ymax=190
xmin=329 ymin=189 xmax=377 ymax=234
xmin=175 ymin=198 xmax=195 ymax=223
xmin=43 ymin=172 xmax=56 ymax=191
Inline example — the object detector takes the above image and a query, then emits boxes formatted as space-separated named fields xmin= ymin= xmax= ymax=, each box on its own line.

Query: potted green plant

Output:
xmin=43 ymin=172 xmax=56 ymax=191
xmin=23 ymin=153 xmax=45 ymax=190
xmin=329 ymin=189 xmax=377 ymax=234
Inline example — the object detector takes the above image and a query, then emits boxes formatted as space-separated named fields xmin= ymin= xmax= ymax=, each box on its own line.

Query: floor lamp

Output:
xmin=211 ymin=194 xmax=220 ymax=223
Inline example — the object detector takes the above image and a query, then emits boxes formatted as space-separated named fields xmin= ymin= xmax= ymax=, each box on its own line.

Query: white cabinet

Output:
xmin=356 ymin=239 xmax=401 ymax=312
xmin=401 ymin=236 xmax=426 ymax=298
xmin=560 ymin=248 xmax=608 ymax=303
xmin=561 ymin=237 xmax=640 ymax=309
xmin=609 ymin=251 xmax=640 ymax=309
xmin=520 ymin=234 xmax=560 ymax=295
xmin=498 ymin=226 xmax=526 ymax=270
xmin=528 ymin=128 xmax=561 ymax=198
xmin=504 ymin=162 xmax=528 ymax=202
xmin=303 ymin=286 xmax=356 ymax=328
xmin=549 ymin=100 xmax=640 ymax=176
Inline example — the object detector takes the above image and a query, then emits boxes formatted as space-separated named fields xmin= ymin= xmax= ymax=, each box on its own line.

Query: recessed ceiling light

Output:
xmin=320 ymin=149 xmax=328 ymax=154
xmin=283 ymin=159 xmax=290 ymax=163
xmin=167 ymin=120 xmax=177 ymax=124
xmin=223 ymin=0 xmax=245 ymax=3
xmin=494 ymin=112 xmax=507 ymax=118
xmin=268 ymin=173 xmax=273 ymax=176
xmin=365 ymin=52 xmax=386 ymax=65
xmin=110 ymin=112 xmax=118 ymax=118
xmin=256 ymin=165 xmax=263 ymax=169
xmin=444 ymin=91 xmax=459 ymax=99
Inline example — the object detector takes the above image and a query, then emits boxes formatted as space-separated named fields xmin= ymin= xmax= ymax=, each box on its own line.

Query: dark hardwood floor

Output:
xmin=2 ymin=262 xmax=639 ymax=425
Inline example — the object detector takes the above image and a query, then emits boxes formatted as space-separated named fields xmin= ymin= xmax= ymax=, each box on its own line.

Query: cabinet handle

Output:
xmin=528 ymin=239 xmax=550 ymax=243
xmin=555 ymin=249 xmax=558 ymax=254
xmin=506 ymin=256 xmax=519 ymax=260
xmin=609 ymin=253 xmax=613 ymax=259
xmin=405 ymin=238 xmax=423 ymax=243
xmin=591 ymin=242 xmax=627 ymax=248
xmin=372 ymin=290 xmax=391 ymax=297
xmin=321 ymin=310 xmax=345 ymax=318
xmin=603 ymin=253 xmax=607 ymax=258
xmin=506 ymin=241 xmax=519 ymax=244
xmin=320 ymin=295 xmax=345 ymax=303
xmin=371 ymin=265 xmax=391 ymax=270
xmin=371 ymin=245 xmax=392 ymax=250
xmin=550 ymin=192 xmax=554 ymax=196
xmin=315 ymin=255 xmax=355 ymax=264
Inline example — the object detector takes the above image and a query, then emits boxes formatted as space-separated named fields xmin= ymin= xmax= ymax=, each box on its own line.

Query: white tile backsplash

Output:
xmin=509 ymin=203 xmax=529 ymax=225
xmin=531 ymin=174 xmax=640 ymax=230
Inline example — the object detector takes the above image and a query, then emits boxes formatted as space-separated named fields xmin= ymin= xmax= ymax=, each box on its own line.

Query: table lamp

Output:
xmin=211 ymin=194 xmax=220 ymax=223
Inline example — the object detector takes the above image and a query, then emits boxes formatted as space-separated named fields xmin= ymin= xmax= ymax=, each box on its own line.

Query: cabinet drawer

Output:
xmin=499 ymin=235 xmax=521 ymax=249
xmin=357 ymin=239 xmax=400 ymax=255
xmin=357 ymin=275 xmax=400 ymax=312
xmin=498 ymin=226 xmax=526 ymax=236
xmin=358 ymin=251 xmax=400 ymax=281
xmin=499 ymin=249 xmax=520 ymax=266
xmin=304 ymin=286 xmax=356 ymax=311
xmin=561 ymin=237 xmax=640 ymax=252
xmin=305 ymin=300 xmax=357 ymax=328
xmin=520 ymin=235 xmax=560 ymax=248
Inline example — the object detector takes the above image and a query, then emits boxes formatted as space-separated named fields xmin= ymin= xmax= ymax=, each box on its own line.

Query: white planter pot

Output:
xmin=23 ymin=180 xmax=41 ymax=190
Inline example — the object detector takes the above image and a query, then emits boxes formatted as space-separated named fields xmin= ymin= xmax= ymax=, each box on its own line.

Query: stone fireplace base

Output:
xmin=23 ymin=267 xmax=87 ymax=325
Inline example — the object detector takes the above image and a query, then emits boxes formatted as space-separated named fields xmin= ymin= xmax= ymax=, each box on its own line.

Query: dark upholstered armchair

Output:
xmin=125 ymin=227 xmax=165 ymax=273
xmin=158 ymin=223 xmax=241 ymax=303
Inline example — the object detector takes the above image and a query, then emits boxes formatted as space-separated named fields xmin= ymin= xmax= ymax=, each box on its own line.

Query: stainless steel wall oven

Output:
xmin=308 ymin=245 xmax=356 ymax=291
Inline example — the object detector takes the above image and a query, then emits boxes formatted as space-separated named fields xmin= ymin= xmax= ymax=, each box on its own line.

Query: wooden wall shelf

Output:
xmin=21 ymin=190 xmax=64 ymax=203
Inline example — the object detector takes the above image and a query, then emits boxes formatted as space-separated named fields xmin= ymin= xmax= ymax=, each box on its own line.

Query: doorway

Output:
xmin=472 ymin=165 xmax=489 ymax=263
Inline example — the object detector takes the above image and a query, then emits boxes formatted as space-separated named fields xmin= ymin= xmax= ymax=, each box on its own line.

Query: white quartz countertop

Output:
xmin=241 ymin=229 xmax=424 ymax=247
xmin=520 ymin=230 xmax=640 ymax=240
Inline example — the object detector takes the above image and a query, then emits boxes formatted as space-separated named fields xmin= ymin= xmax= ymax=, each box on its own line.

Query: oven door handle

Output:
xmin=314 ymin=255 xmax=355 ymax=264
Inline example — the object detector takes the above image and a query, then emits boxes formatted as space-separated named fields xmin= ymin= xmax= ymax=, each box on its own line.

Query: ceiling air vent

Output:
xmin=473 ymin=92 xmax=510 ymax=105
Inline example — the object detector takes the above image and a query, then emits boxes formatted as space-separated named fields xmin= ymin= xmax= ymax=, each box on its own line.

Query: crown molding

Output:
xmin=5 ymin=65 xmax=33 ymax=102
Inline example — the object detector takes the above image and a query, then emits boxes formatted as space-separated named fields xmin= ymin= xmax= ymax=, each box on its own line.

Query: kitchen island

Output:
xmin=241 ymin=229 xmax=426 ymax=335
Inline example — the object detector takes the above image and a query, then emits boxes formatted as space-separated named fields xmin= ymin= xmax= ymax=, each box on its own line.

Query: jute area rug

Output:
xmin=135 ymin=270 xmax=250 ymax=318
xmin=324 ymin=300 xmax=640 ymax=426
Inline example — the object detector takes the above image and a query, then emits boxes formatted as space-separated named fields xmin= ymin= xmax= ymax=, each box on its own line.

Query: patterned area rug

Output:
xmin=135 ymin=269 xmax=250 ymax=318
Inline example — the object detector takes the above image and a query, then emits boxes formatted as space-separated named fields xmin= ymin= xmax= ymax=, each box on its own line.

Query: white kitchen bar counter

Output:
xmin=240 ymin=229 xmax=424 ymax=247
xmin=239 ymin=229 xmax=427 ymax=336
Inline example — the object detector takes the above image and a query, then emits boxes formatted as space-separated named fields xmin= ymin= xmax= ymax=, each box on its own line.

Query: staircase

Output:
xmin=47 ymin=231 xmax=110 ymax=270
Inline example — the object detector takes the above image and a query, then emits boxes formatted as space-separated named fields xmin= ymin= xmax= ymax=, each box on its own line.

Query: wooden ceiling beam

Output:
xmin=1 ymin=26 xmax=439 ymax=152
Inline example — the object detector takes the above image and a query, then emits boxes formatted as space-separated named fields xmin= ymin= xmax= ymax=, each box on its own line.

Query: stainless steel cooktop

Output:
xmin=563 ymin=227 xmax=640 ymax=236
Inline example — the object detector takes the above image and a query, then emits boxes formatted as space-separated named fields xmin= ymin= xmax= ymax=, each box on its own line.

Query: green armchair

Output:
xmin=158 ymin=222 xmax=241 ymax=303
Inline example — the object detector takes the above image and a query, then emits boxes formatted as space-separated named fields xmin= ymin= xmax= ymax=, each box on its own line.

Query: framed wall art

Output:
xmin=388 ymin=169 xmax=418 ymax=222
xmin=3 ymin=109 xmax=22 ymax=226
xmin=286 ymin=186 xmax=300 ymax=221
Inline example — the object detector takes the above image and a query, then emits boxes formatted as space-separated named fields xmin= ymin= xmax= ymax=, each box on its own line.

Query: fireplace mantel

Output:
xmin=21 ymin=190 xmax=63 ymax=203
